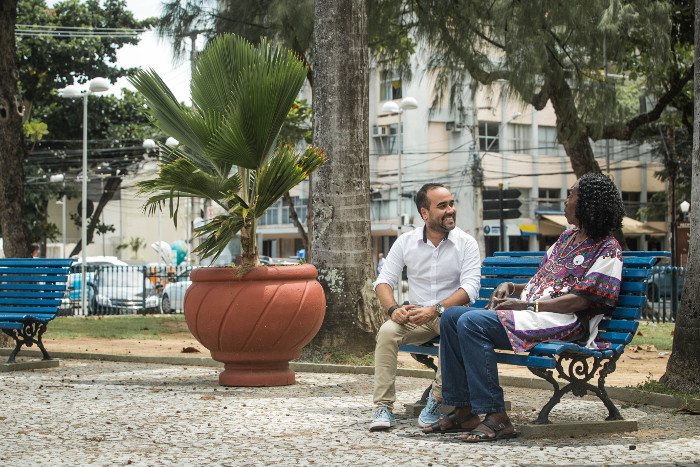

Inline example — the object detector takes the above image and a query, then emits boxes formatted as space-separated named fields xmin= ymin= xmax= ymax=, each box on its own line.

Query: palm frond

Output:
xmin=138 ymin=158 xmax=241 ymax=205
xmin=129 ymin=70 xmax=209 ymax=155
xmin=254 ymin=144 xmax=326 ymax=215
xmin=193 ymin=214 xmax=246 ymax=262
xmin=206 ymin=41 xmax=308 ymax=170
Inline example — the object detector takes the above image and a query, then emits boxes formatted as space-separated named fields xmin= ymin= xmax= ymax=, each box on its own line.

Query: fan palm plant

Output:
xmin=130 ymin=34 xmax=326 ymax=268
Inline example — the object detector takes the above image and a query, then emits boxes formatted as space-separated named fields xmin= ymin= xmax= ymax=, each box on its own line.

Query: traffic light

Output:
xmin=482 ymin=188 xmax=521 ymax=220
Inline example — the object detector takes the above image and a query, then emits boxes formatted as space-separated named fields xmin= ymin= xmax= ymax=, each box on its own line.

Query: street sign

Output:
xmin=482 ymin=199 xmax=521 ymax=211
xmin=482 ymin=188 xmax=521 ymax=200
xmin=77 ymin=199 xmax=94 ymax=218
xmin=483 ymin=209 xmax=521 ymax=220
xmin=482 ymin=188 xmax=521 ymax=221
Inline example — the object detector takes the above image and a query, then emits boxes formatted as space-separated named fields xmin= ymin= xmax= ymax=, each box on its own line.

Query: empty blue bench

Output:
xmin=399 ymin=251 xmax=658 ymax=424
xmin=0 ymin=258 xmax=75 ymax=363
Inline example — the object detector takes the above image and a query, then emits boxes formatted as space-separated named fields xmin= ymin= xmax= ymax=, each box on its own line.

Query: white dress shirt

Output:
xmin=373 ymin=226 xmax=481 ymax=306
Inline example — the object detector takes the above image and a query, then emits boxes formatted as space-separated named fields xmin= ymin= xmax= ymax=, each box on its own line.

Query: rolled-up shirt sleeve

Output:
xmin=458 ymin=236 xmax=482 ymax=304
xmin=373 ymin=237 xmax=405 ymax=291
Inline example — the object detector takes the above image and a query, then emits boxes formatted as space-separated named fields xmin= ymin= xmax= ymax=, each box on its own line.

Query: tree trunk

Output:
xmin=310 ymin=0 xmax=383 ymax=353
xmin=0 ymin=0 xmax=30 ymax=258
xmin=283 ymin=191 xmax=309 ymax=253
xmin=548 ymin=78 xmax=601 ymax=178
xmin=69 ymin=175 xmax=123 ymax=257
xmin=660 ymin=0 xmax=700 ymax=392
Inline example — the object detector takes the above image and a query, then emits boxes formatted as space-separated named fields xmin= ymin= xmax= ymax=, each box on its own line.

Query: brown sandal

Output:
xmin=461 ymin=418 xmax=518 ymax=442
xmin=423 ymin=412 xmax=479 ymax=434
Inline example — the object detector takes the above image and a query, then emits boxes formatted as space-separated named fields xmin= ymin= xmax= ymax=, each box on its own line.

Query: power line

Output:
xmin=15 ymin=24 xmax=146 ymax=39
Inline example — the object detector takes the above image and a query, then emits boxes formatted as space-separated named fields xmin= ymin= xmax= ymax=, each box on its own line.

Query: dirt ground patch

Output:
xmin=42 ymin=336 xmax=669 ymax=388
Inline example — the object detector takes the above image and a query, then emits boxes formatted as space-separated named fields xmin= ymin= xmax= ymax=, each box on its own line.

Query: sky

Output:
xmin=46 ymin=0 xmax=193 ymax=104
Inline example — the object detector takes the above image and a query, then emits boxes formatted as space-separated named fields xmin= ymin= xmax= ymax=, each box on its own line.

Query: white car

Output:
xmin=61 ymin=256 xmax=129 ymax=314
xmin=161 ymin=269 xmax=194 ymax=313
xmin=89 ymin=267 xmax=160 ymax=315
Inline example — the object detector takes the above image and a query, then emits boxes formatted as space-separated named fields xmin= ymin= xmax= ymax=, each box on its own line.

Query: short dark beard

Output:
xmin=427 ymin=214 xmax=455 ymax=234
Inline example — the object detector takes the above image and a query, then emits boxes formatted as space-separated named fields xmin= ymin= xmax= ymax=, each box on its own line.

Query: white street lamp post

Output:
xmin=50 ymin=174 xmax=66 ymax=257
xmin=143 ymin=137 xmax=179 ymax=265
xmin=381 ymin=97 xmax=418 ymax=222
xmin=381 ymin=97 xmax=417 ymax=305
xmin=60 ymin=78 xmax=109 ymax=316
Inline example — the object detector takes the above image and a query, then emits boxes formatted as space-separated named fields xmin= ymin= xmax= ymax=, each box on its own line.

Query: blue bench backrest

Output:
xmin=0 ymin=258 xmax=75 ymax=323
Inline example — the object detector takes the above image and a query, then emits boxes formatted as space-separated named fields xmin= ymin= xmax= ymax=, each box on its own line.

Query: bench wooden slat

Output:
xmin=400 ymin=344 xmax=438 ymax=356
xmin=0 ymin=274 xmax=69 ymax=283
xmin=597 ymin=331 xmax=634 ymax=345
xmin=0 ymin=314 xmax=58 ymax=323
xmin=0 ymin=259 xmax=75 ymax=266
xmin=0 ymin=267 xmax=73 ymax=275
xmin=0 ymin=306 xmax=62 ymax=314
xmin=599 ymin=319 xmax=639 ymax=333
xmin=495 ymin=352 xmax=557 ymax=369
xmin=530 ymin=342 xmax=604 ymax=358
xmin=0 ymin=291 xmax=66 ymax=299
xmin=617 ymin=295 xmax=646 ymax=307
xmin=0 ymin=322 xmax=24 ymax=330
xmin=493 ymin=250 xmax=667 ymax=260
xmin=481 ymin=266 xmax=539 ymax=276
xmin=0 ymin=283 xmax=71 ymax=292
xmin=612 ymin=307 xmax=642 ymax=319
xmin=0 ymin=298 xmax=63 ymax=306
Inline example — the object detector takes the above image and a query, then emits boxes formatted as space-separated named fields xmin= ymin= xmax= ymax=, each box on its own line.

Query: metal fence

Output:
xmin=60 ymin=265 xmax=195 ymax=316
xmin=643 ymin=265 xmax=685 ymax=323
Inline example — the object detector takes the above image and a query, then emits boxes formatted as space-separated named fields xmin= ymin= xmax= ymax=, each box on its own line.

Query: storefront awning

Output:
xmin=538 ymin=214 xmax=665 ymax=237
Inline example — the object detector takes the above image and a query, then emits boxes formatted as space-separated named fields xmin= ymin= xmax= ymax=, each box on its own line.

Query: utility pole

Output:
xmin=470 ymin=91 xmax=486 ymax=259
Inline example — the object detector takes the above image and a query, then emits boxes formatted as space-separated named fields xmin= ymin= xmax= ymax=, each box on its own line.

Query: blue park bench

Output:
xmin=399 ymin=251 xmax=660 ymax=424
xmin=0 ymin=258 xmax=75 ymax=363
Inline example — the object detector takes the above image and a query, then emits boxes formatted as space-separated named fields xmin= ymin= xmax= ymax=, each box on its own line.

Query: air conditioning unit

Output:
xmin=372 ymin=125 xmax=388 ymax=137
xmin=445 ymin=121 xmax=462 ymax=133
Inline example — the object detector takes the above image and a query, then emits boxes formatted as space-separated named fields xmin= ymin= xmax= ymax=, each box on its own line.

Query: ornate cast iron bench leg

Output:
xmin=528 ymin=353 xmax=623 ymax=424
xmin=3 ymin=322 xmax=51 ymax=363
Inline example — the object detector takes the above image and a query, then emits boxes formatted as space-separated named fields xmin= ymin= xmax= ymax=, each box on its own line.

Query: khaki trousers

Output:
xmin=373 ymin=316 xmax=441 ymax=410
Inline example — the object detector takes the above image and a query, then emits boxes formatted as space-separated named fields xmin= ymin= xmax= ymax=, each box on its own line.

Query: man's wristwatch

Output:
xmin=387 ymin=305 xmax=400 ymax=317
xmin=525 ymin=301 xmax=536 ymax=312
xmin=435 ymin=303 xmax=445 ymax=316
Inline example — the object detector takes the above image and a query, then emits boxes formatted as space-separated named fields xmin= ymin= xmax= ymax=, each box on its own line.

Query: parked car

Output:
xmin=88 ymin=267 xmax=160 ymax=315
xmin=63 ymin=256 xmax=128 ymax=314
xmin=646 ymin=263 xmax=685 ymax=301
xmin=161 ymin=268 xmax=194 ymax=313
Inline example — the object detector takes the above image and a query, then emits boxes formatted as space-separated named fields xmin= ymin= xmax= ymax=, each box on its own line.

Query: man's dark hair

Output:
xmin=415 ymin=183 xmax=445 ymax=213
xmin=575 ymin=173 xmax=625 ymax=241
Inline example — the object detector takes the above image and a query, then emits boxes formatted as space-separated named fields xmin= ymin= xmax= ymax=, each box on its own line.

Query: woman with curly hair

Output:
xmin=423 ymin=172 xmax=625 ymax=442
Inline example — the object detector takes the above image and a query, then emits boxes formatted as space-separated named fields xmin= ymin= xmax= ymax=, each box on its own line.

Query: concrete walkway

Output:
xmin=2 ymin=356 xmax=700 ymax=466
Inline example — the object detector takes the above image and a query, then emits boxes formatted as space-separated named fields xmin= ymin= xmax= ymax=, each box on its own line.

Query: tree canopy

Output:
xmin=0 ymin=0 xmax=156 ymax=257
xmin=407 ymin=0 xmax=693 ymax=177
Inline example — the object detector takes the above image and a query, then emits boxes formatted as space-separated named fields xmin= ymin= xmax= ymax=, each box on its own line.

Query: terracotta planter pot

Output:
xmin=183 ymin=263 xmax=326 ymax=386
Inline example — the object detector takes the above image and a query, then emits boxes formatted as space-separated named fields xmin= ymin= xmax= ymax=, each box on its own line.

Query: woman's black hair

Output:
xmin=575 ymin=172 xmax=625 ymax=241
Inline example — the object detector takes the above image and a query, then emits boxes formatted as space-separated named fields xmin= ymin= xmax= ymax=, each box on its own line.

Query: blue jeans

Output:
xmin=440 ymin=307 xmax=513 ymax=414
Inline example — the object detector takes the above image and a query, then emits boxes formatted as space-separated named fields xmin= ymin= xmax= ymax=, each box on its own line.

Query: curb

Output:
xmin=2 ymin=348 xmax=697 ymax=411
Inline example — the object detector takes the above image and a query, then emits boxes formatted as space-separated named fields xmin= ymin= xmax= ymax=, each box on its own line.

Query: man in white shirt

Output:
xmin=370 ymin=183 xmax=481 ymax=431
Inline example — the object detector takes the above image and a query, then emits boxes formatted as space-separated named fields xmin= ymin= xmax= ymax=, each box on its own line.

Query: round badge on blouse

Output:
xmin=573 ymin=255 xmax=584 ymax=266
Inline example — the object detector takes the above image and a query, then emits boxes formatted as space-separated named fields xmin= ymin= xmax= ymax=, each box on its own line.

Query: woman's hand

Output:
xmin=492 ymin=299 xmax=529 ymax=311
xmin=486 ymin=282 xmax=514 ymax=309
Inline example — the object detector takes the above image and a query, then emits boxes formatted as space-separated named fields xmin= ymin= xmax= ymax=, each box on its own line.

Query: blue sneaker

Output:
xmin=417 ymin=396 xmax=443 ymax=427
xmin=369 ymin=406 xmax=395 ymax=431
